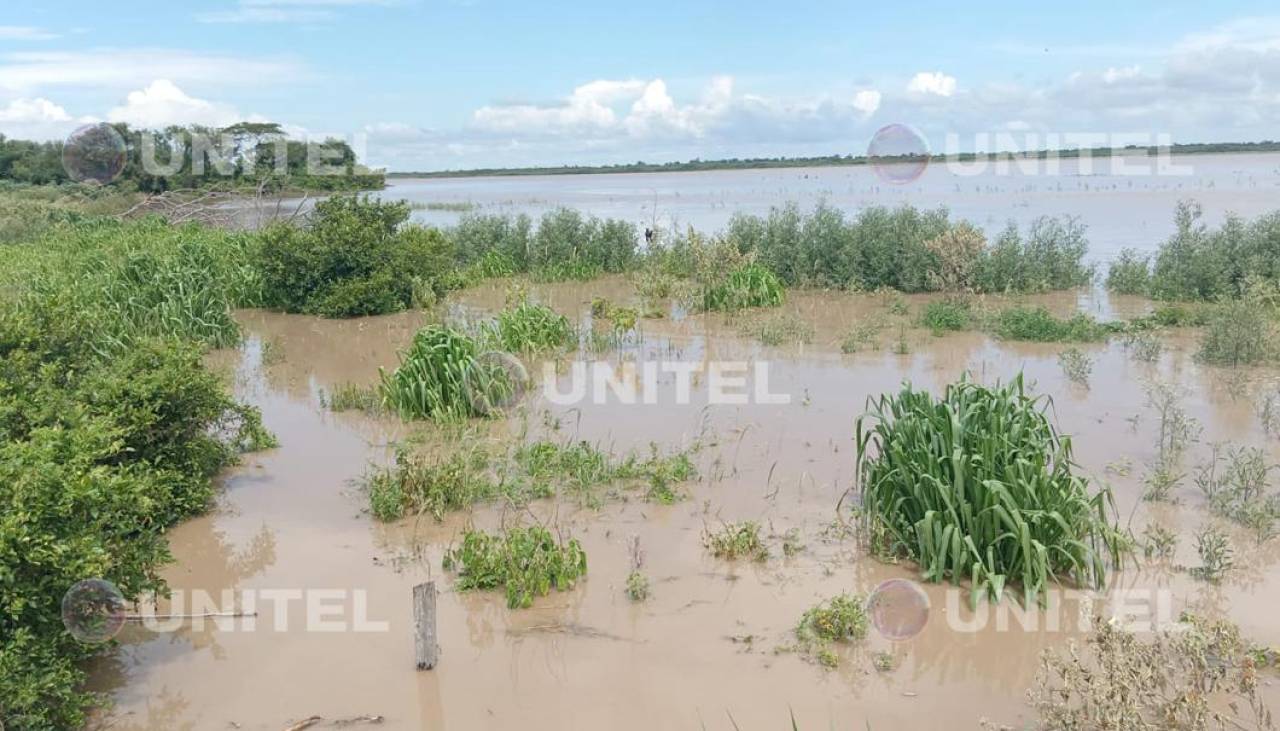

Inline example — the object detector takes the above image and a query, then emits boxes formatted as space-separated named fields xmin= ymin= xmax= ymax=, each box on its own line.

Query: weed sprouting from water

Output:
xmin=515 ymin=440 xmax=697 ymax=506
xmin=379 ymin=325 xmax=516 ymax=421
xmin=704 ymin=521 xmax=768 ymax=561
xmin=1192 ymin=525 xmax=1234 ymax=583
xmin=1196 ymin=444 xmax=1280 ymax=543
xmin=794 ymin=593 xmax=868 ymax=667
xmin=920 ymin=299 xmax=970 ymax=334
xmin=324 ymin=382 xmax=383 ymax=413
xmin=841 ymin=318 xmax=887 ymax=353
xmin=1123 ymin=330 xmax=1164 ymax=363
xmin=738 ymin=311 xmax=815 ymax=346
xmin=625 ymin=535 xmax=649 ymax=602
xmin=993 ymin=306 xmax=1114 ymax=342
xmin=367 ymin=448 xmax=497 ymax=521
xmin=703 ymin=263 xmax=785 ymax=312
xmin=488 ymin=301 xmax=574 ymax=352
xmin=1141 ymin=523 xmax=1179 ymax=561
xmin=856 ymin=375 xmax=1126 ymax=605
xmin=1057 ymin=347 xmax=1094 ymax=386
xmin=443 ymin=525 xmax=587 ymax=609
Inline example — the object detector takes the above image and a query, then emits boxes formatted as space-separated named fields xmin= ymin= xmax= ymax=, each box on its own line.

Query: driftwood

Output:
xmin=413 ymin=582 xmax=439 ymax=670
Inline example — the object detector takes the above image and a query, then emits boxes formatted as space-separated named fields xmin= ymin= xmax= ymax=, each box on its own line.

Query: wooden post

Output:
xmin=413 ymin=582 xmax=438 ymax=670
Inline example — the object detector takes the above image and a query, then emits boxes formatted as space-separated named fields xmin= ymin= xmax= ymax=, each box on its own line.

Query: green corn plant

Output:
xmin=855 ymin=374 xmax=1127 ymax=606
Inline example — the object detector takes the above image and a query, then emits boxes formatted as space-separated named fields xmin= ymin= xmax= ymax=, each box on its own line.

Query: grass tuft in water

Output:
xmin=443 ymin=526 xmax=587 ymax=609
xmin=704 ymin=521 xmax=768 ymax=561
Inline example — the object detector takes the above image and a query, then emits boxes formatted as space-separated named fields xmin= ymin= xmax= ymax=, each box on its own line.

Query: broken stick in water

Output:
xmin=413 ymin=581 xmax=438 ymax=670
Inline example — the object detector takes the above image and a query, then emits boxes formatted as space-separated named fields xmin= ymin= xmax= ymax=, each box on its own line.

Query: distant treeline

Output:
xmin=0 ymin=122 xmax=384 ymax=193
xmin=391 ymin=140 xmax=1280 ymax=179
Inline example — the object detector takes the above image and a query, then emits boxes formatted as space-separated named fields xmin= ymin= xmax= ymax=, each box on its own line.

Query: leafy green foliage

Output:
xmin=1198 ymin=297 xmax=1276 ymax=365
xmin=1106 ymin=248 xmax=1152 ymax=295
xmin=515 ymin=440 xmax=696 ymax=505
xmin=379 ymin=325 xmax=504 ymax=421
xmin=855 ymin=375 xmax=1125 ymax=604
xmin=489 ymin=301 xmax=573 ymax=352
xmin=443 ymin=526 xmax=587 ymax=609
xmin=920 ymin=300 xmax=970 ymax=333
xmin=993 ymin=306 xmax=1115 ymax=342
xmin=704 ymin=521 xmax=769 ymax=561
xmin=367 ymin=448 xmax=497 ymax=521
xmin=797 ymin=594 xmax=868 ymax=643
xmin=702 ymin=263 xmax=785 ymax=311
xmin=259 ymin=195 xmax=453 ymax=317
xmin=1150 ymin=201 xmax=1280 ymax=301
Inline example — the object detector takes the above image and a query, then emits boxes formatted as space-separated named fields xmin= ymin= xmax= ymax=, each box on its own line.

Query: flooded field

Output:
xmin=389 ymin=152 xmax=1280 ymax=264
xmin=88 ymin=277 xmax=1280 ymax=730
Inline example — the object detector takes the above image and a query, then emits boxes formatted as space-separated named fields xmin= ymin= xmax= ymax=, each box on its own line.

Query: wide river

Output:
xmin=384 ymin=151 xmax=1280 ymax=265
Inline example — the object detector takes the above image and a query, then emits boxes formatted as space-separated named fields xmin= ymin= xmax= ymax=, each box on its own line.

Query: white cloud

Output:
xmin=0 ymin=97 xmax=95 ymax=141
xmin=906 ymin=71 xmax=957 ymax=97
xmin=0 ymin=50 xmax=307 ymax=92
xmin=106 ymin=80 xmax=245 ymax=128
xmin=0 ymin=98 xmax=71 ymax=123
xmin=852 ymin=89 xmax=881 ymax=117
xmin=0 ymin=26 xmax=59 ymax=41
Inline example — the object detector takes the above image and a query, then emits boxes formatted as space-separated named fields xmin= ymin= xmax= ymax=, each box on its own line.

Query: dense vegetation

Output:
xmin=0 ymin=122 xmax=383 ymax=192
xmin=1106 ymin=201 xmax=1280 ymax=300
xmin=855 ymin=375 xmax=1125 ymax=604
xmin=0 ymin=213 xmax=273 ymax=729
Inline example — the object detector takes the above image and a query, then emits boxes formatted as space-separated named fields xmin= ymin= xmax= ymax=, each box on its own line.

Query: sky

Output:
xmin=1 ymin=1 xmax=1279 ymax=171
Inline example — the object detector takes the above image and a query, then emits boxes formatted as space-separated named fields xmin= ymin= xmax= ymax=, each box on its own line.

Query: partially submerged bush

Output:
xmin=443 ymin=526 xmax=587 ymax=609
xmin=993 ymin=306 xmax=1114 ymax=342
xmin=1198 ymin=297 xmax=1276 ymax=366
xmin=489 ymin=301 xmax=573 ymax=352
xmin=1023 ymin=615 xmax=1272 ymax=730
xmin=379 ymin=325 xmax=515 ymax=421
xmin=367 ymin=448 xmax=496 ymax=521
xmin=259 ymin=195 xmax=453 ymax=317
xmin=920 ymin=300 xmax=970 ymax=333
xmin=704 ymin=521 xmax=768 ymax=561
xmin=702 ymin=263 xmax=785 ymax=311
xmin=1151 ymin=200 xmax=1280 ymax=301
xmin=1105 ymin=248 xmax=1152 ymax=295
xmin=855 ymin=375 xmax=1125 ymax=603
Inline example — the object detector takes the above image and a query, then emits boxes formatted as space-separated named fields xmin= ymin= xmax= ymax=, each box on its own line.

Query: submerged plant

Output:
xmin=794 ymin=593 xmax=869 ymax=668
xmin=855 ymin=375 xmax=1125 ymax=605
xmin=702 ymin=263 xmax=785 ymax=312
xmin=1192 ymin=525 xmax=1234 ymax=583
xmin=738 ymin=311 xmax=815 ymax=346
xmin=1141 ymin=523 xmax=1179 ymax=561
xmin=379 ymin=325 xmax=516 ymax=421
xmin=443 ymin=526 xmax=587 ymax=609
xmin=704 ymin=521 xmax=769 ymax=561
xmin=993 ymin=306 xmax=1114 ymax=342
xmin=1057 ymin=347 xmax=1094 ymax=386
xmin=367 ymin=448 xmax=496 ymax=521
xmin=920 ymin=299 xmax=970 ymax=333
xmin=489 ymin=301 xmax=573 ymax=352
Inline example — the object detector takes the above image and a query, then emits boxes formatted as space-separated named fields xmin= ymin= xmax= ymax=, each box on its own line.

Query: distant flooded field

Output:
xmin=387 ymin=152 xmax=1280 ymax=263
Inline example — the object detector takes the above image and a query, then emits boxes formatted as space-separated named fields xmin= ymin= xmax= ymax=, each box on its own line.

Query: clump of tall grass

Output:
xmin=993 ymin=306 xmax=1114 ymax=342
xmin=489 ymin=301 xmax=573 ymax=352
xmin=702 ymin=263 xmax=785 ymax=311
xmin=443 ymin=526 xmax=587 ymax=609
xmin=379 ymin=325 xmax=515 ymax=421
xmin=855 ymin=375 xmax=1125 ymax=604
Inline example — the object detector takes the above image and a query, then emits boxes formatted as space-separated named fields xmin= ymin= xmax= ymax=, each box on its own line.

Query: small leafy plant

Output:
xmin=704 ymin=521 xmax=768 ymax=561
xmin=443 ymin=526 xmax=588 ymax=609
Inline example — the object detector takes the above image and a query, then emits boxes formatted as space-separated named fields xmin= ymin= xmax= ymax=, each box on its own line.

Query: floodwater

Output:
xmin=387 ymin=152 xmax=1280 ymax=265
xmin=88 ymin=278 xmax=1280 ymax=730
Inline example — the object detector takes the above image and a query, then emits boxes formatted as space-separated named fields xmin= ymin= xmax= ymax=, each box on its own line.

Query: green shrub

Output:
xmin=993 ymin=306 xmax=1114 ymax=342
xmin=797 ymin=594 xmax=869 ymax=643
xmin=367 ymin=448 xmax=496 ymax=521
xmin=1198 ymin=298 xmax=1275 ymax=365
xmin=702 ymin=263 xmax=785 ymax=311
xmin=1149 ymin=201 xmax=1280 ymax=301
xmin=855 ymin=375 xmax=1126 ymax=604
xmin=489 ymin=302 xmax=573 ymax=352
xmin=920 ymin=300 xmax=970 ymax=333
xmin=1106 ymin=248 xmax=1152 ymax=295
xmin=972 ymin=217 xmax=1094 ymax=293
xmin=259 ymin=195 xmax=454 ymax=317
xmin=443 ymin=526 xmax=587 ymax=609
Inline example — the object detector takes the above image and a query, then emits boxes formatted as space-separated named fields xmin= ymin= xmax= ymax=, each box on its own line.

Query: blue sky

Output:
xmin=2 ymin=1 xmax=1279 ymax=170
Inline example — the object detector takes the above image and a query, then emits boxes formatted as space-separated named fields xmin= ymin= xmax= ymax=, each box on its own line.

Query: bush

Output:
xmin=1106 ymin=248 xmax=1152 ymax=295
xmin=920 ymin=300 xmax=970 ymax=333
xmin=1150 ymin=201 xmax=1280 ymax=301
xmin=443 ymin=526 xmax=587 ymax=609
xmin=972 ymin=217 xmax=1094 ymax=293
xmin=702 ymin=263 xmax=785 ymax=311
xmin=855 ymin=375 xmax=1125 ymax=603
xmin=367 ymin=448 xmax=496 ymax=521
xmin=259 ymin=195 xmax=454 ymax=317
xmin=1198 ymin=297 xmax=1275 ymax=365
xmin=993 ymin=306 xmax=1114 ymax=342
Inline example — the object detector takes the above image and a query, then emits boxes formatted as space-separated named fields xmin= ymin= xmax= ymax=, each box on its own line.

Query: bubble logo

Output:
xmin=61 ymin=578 xmax=127 ymax=643
xmin=866 ymin=123 xmax=930 ymax=184
xmin=866 ymin=578 xmax=930 ymax=640
xmin=62 ymin=123 xmax=127 ymax=184
xmin=462 ymin=351 xmax=529 ymax=415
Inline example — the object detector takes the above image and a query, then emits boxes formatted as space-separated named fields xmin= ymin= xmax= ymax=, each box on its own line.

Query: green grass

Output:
xmin=367 ymin=448 xmax=497 ymax=521
xmin=992 ymin=306 xmax=1115 ymax=342
xmin=702 ymin=263 xmax=785 ymax=312
xmin=324 ymin=382 xmax=383 ymax=412
xmin=443 ymin=526 xmax=587 ymax=608
xmin=379 ymin=325 xmax=518 ymax=421
xmin=514 ymin=440 xmax=697 ymax=505
xmin=489 ymin=301 xmax=573 ymax=352
xmin=855 ymin=375 xmax=1126 ymax=604
xmin=738 ymin=311 xmax=815 ymax=346
xmin=920 ymin=300 xmax=970 ymax=333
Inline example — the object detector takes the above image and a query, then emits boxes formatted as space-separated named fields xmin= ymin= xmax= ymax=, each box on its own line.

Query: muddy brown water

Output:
xmin=87 ymin=277 xmax=1280 ymax=729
